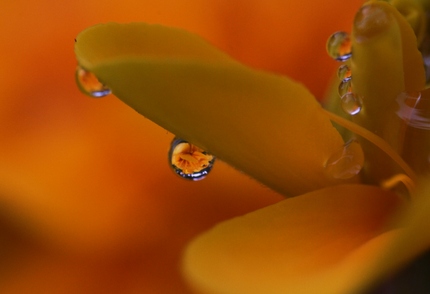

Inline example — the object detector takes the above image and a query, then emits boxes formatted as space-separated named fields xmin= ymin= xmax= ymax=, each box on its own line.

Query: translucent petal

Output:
xmin=75 ymin=23 xmax=348 ymax=196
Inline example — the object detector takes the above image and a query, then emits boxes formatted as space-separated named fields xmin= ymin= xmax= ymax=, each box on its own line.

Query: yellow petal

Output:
xmin=352 ymin=1 xmax=425 ymax=118
xmin=350 ymin=1 xmax=426 ymax=183
xmin=75 ymin=23 xmax=348 ymax=196
xmin=182 ymin=184 xmax=402 ymax=294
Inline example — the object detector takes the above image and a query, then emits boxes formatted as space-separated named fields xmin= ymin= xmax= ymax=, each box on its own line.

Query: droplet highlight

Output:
xmin=75 ymin=66 xmax=111 ymax=98
xmin=337 ymin=65 xmax=352 ymax=80
xmin=326 ymin=31 xmax=352 ymax=61
xmin=341 ymin=93 xmax=362 ymax=115
xmin=168 ymin=138 xmax=215 ymax=181
xmin=338 ymin=78 xmax=352 ymax=97
xmin=325 ymin=140 xmax=364 ymax=180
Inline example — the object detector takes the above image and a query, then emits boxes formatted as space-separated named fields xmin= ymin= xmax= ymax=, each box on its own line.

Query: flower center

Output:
xmin=324 ymin=0 xmax=430 ymax=198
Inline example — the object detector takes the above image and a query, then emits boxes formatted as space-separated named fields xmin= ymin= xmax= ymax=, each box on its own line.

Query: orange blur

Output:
xmin=0 ymin=0 xmax=362 ymax=293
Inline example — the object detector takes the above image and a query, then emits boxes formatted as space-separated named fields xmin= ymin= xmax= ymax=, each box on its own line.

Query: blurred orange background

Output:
xmin=0 ymin=0 xmax=361 ymax=293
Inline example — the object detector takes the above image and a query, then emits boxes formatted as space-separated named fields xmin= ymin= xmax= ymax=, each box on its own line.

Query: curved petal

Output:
xmin=75 ymin=23 xmax=348 ymax=196
xmin=350 ymin=1 xmax=426 ymax=183
xmin=182 ymin=184 xmax=402 ymax=294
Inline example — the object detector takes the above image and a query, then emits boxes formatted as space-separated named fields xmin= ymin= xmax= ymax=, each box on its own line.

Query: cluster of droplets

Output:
xmin=326 ymin=31 xmax=362 ymax=116
xmin=325 ymin=32 xmax=364 ymax=180
xmin=168 ymin=138 xmax=216 ymax=181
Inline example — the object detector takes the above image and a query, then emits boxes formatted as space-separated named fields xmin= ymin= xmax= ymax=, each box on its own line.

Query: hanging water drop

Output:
xmin=337 ymin=64 xmax=352 ymax=80
xmin=325 ymin=140 xmax=364 ymax=180
xmin=341 ymin=93 xmax=362 ymax=115
xmin=326 ymin=31 xmax=352 ymax=61
xmin=168 ymin=138 xmax=215 ymax=181
xmin=75 ymin=66 xmax=111 ymax=98
xmin=338 ymin=78 xmax=352 ymax=97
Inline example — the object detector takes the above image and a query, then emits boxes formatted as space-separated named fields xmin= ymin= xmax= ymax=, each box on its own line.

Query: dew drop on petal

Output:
xmin=168 ymin=138 xmax=215 ymax=181
xmin=341 ymin=93 xmax=362 ymax=115
xmin=337 ymin=64 xmax=352 ymax=80
xmin=325 ymin=140 xmax=364 ymax=180
xmin=326 ymin=31 xmax=352 ymax=61
xmin=338 ymin=78 xmax=352 ymax=97
xmin=75 ymin=66 xmax=111 ymax=98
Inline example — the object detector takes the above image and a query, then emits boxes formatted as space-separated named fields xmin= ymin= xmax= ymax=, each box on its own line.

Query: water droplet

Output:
xmin=168 ymin=138 xmax=215 ymax=181
xmin=337 ymin=64 xmax=352 ymax=80
xmin=75 ymin=66 xmax=111 ymax=98
xmin=396 ymin=91 xmax=430 ymax=129
xmin=341 ymin=93 xmax=362 ymax=115
xmin=338 ymin=78 xmax=352 ymax=97
xmin=325 ymin=140 xmax=364 ymax=180
xmin=326 ymin=31 xmax=352 ymax=61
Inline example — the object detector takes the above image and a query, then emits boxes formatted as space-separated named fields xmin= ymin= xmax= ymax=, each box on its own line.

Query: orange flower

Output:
xmin=1 ymin=0 xmax=362 ymax=293
xmin=74 ymin=0 xmax=430 ymax=293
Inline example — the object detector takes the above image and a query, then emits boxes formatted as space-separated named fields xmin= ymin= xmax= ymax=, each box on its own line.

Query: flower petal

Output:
xmin=75 ymin=23 xmax=348 ymax=196
xmin=182 ymin=184 xmax=401 ymax=294
xmin=350 ymin=1 xmax=426 ymax=182
xmin=354 ymin=180 xmax=430 ymax=293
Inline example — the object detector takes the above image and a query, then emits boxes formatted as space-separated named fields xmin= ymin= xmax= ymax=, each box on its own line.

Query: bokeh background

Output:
xmin=1 ymin=0 xmax=362 ymax=293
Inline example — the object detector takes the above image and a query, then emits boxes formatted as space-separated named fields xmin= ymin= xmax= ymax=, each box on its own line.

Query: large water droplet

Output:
xmin=337 ymin=64 xmax=352 ymax=80
xmin=326 ymin=31 xmax=352 ymax=61
xmin=338 ymin=78 xmax=352 ymax=97
xmin=75 ymin=66 xmax=111 ymax=98
xmin=168 ymin=138 xmax=215 ymax=181
xmin=341 ymin=93 xmax=362 ymax=115
xmin=325 ymin=140 xmax=364 ymax=180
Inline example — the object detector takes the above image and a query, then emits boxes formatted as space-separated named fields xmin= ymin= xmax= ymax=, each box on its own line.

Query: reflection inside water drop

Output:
xmin=75 ymin=66 xmax=111 ymax=98
xmin=325 ymin=140 xmax=364 ymax=180
xmin=337 ymin=64 xmax=351 ymax=80
xmin=338 ymin=78 xmax=352 ymax=98
xmin=326 ymin=31 xmax=352 ymax=61
xmin=168 ymin=138 xmax=215 ymax=181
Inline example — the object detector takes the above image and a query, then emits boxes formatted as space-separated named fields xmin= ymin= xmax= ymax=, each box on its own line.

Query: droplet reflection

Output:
xmin=325 ymin=140 xmax=364 ymax=180
xmin=337 ymin=64 xmax=352 ymax=80
xmin=168 ymin=138 xmax=215 ymax=181
xmin=341 ymin=93 xmax=362 ymax=115
xmin=338 ymin=78 xmax=352 ymax=98
xmin=75 ymin=66 xmax=111 ymax=98
xmin=326 ymin=31 xmax=352 ymax=61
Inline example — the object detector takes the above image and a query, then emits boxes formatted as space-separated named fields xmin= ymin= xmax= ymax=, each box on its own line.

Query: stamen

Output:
xmin=323 ymin=109 xmax=417 ymax=181
xmin=380 ymin=173 xmax=416 ymax=199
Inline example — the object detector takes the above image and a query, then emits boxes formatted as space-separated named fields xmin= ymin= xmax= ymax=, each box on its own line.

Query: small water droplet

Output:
xmin=396 ymin=91 xmax=430 ymax=129
xmin=338 ymin=78 xmax=352 ymax=97
xmin=326 ymin=31 xmax=352 ymax=61
xmin=337 ymin=64 xmax=352 ymax=80
xmin=341 ymin=93 xmax=362 ymax=115
xmin=325 ymin=140 xmax=364 ymax=180
xmin=75 ymin=66 xmax=111 ymax=98
xmin=168 ymin=138 xmax=215 ymax=181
